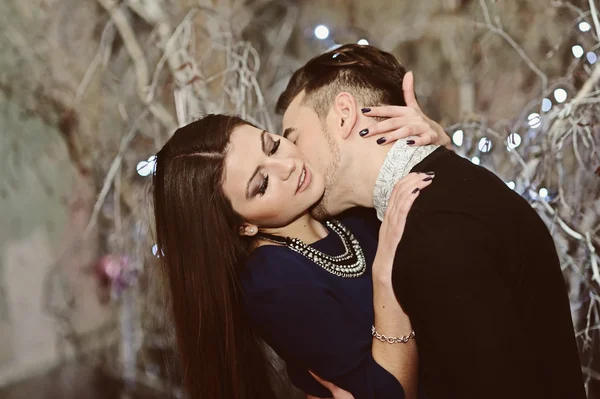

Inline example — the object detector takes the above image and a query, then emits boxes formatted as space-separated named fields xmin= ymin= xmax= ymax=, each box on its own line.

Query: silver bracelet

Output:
xmin=371 ymin=325 xmax=416 ymax=344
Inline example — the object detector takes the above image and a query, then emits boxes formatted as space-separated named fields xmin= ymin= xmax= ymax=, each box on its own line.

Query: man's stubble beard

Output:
xmin=311 ymin=125 xmax=341 ymax=221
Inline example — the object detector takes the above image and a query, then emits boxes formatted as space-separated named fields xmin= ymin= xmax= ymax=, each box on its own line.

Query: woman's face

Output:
xmin=222 ymin=124 xmax=326 ymax=229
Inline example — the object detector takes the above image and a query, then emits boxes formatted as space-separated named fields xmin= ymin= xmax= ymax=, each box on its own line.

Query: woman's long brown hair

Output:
xmin=152 ymin=114 xmax=278 ymax=399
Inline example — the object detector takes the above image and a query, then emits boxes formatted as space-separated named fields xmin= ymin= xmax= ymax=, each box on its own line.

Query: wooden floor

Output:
xmin=0 ymin=363 xmax=173 ymax=399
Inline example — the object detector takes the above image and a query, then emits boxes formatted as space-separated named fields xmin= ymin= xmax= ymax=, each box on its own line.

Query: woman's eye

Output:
xmin=257 ymin=175 xmax=269 ymax=196
xmin=269 ymin=139 xmax=281 ymax=156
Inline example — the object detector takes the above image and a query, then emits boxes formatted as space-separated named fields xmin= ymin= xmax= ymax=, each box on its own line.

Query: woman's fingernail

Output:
xmin=361 ymin=107 xmax=371 ymax=113
xmin=412 ymin=188 xmax=420 ymax=194
xmin=359 ymin=129 xmax=369 ymax=137
xmin=407 ymin=140 xmax=416 ymax=145
xmin=377 ymin=137 xmax=386 ymax=145
xmin=425 ymin=171 xmax=436 ymax=175
xmin=423 ymin=176 xmax=434 ymax=182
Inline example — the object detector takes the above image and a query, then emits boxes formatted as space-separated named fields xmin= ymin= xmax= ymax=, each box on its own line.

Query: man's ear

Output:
xmin=333 ymin=92 xmax=359 ymax=140
xmin=240 ymin=224 xmax=259 ymax=237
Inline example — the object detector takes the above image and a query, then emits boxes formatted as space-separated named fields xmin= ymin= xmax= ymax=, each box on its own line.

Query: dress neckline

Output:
xmin=252 ymin=222 xmax=337 ymax=253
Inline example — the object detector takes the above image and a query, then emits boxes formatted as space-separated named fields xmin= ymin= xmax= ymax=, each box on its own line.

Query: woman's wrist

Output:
xmin=372 ymin=251 xmax=395 ymax=281
xmin=372 ymin=274 xmax=395 ymax=292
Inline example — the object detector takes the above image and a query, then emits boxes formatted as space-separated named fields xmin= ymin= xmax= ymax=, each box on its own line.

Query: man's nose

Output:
xmin=269 ymin=157 xmax=296 ymax=181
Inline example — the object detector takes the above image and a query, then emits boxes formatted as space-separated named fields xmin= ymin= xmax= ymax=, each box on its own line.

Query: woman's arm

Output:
xmin=371 ymin=172 xmax=432 ymax=399
xmin=307 ymin=173 xmax=433 ymax=399
xmin=243 ymin=250 xmax=405 ymax=399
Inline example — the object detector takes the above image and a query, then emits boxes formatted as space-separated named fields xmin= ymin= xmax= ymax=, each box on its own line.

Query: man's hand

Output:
xmin=305 ymin=371 xmax=355 ymax=399
xmin=360 ymin=71 xmax=452 ymax=149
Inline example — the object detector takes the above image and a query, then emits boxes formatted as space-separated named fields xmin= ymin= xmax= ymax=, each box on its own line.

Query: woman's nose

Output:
xmin=270 ymin=158 xmax=296 ymax=180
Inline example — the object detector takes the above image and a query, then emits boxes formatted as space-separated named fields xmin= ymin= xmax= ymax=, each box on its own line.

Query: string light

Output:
xmin=471 ymin=156 xmax=481 ymax=165
xmin=539 ymin=187 xmax=549 ymax=198
xmin=137 ymin=156 xmax=157 ymax=177
xmin=507 ymin=133 xmax=522 ymax=149
xmin=528 ymin=113 xmax=542 ymax=129
xmin=572 ymin=45 xmax=584 ymax=58
xmin=587 ymin=52 xmax=598 ymax=64
xmin=579 ymin=21 xmax=592 ymax=32
xmin=542 ymin=98 xmax=553 ymax=112
xmin=152 ymin=244 xmax=159 ymax=257
xmin=314 ymin=25 xmax=330 ymax=40
xmin=357 ymin=39 xmax=369 ymax=45
xmin=507 ymin=181 xmax=516 ymax=190
xmin=478 ymin=137 xmax=492 ymax=153
xmin=554 ymin=88 xmax=568 ymax=103
xmin=452 ymin=129 xmax=464 ymax=146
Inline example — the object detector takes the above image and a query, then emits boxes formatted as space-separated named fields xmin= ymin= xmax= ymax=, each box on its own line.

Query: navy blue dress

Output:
xmin=240 ymin=209 xmax=405 ymax=399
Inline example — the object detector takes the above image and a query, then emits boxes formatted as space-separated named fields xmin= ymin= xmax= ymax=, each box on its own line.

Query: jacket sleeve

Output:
xmin=242 ymin=250 xmax=405 ymax=399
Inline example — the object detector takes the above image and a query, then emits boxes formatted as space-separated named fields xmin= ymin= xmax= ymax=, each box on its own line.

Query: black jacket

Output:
xmin=392 ymin=147 xmax=585 ymax=398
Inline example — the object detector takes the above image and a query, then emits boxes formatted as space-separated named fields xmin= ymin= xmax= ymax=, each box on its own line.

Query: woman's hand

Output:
xmin=360 ymin=71 xmax=452 ymax=149
xmin=306 ymin=371 xmax=355 ymax=399
xmin=374 ymin=172 xmax=434 ymax=279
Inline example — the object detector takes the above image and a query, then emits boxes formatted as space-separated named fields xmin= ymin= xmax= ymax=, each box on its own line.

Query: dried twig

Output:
xmin=84 ymin=109 xmax=149 ymax=236
xmin=97 ymin=0 xmax=177 ymax=132
xmin=476 ymin=0 xmax=548 ymax=97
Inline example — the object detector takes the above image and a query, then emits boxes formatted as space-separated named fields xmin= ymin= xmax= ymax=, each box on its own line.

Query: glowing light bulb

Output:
xmin=554 ymin=88 xmax=567 ymax=103
xmin=507 ymin=181 xmax=516 ymax=190
xmin=314 ymin=25 xmax=330 ymax=40
xmin=572 ymin=45 xmax=584 ymax=58
xmin=478 ymin=137 xmax=492 ymax=153
xmin=528 ymin=113 xmax=542 ymax=129
xmin=587 ymin=52 xmax=598 ymax=64
xmin=137 ymin=161 xmax=152 ymax=177
xmin=452 ymin=130 xmax=464 ymax=146
xmin=137 ymin=156 xmax=157 ymax=177
xmin=539 ymin=188 xmax=548 ymax=198
xmin=507 ymin=133 xmax=522 ymax=149
xmin=471 ymin=156 xmax=481 ymax=165
xmin=579 ymin=21 xmax=592 ymax=32
xmin=357 ymin=39 xmax=369 ymax=45
xmin=542 ymin=98 xmax=552 ymax=112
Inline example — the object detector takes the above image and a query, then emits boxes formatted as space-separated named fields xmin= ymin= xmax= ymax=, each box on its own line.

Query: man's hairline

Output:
xmin=284 ymin=87 xmax=361 ymax=122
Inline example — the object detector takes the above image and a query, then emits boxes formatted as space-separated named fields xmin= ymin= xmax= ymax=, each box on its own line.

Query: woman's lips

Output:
xmin=296 ymin=164 xmax=312 ymax=194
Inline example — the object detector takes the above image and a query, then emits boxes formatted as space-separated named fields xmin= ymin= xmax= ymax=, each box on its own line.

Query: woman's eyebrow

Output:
xmin=260 ymin=129 xmax=267 ymax=152
xmin=245 ymin=130 xmax=268 ymax=199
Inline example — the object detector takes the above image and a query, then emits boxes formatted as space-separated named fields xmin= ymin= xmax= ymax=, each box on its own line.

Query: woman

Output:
xmin=152 ymin=113 xmax=440 ymax=399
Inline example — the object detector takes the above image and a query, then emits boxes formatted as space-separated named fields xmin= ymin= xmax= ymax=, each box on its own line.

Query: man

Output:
xmin=277 ymin=44 xmax=585 ymax=398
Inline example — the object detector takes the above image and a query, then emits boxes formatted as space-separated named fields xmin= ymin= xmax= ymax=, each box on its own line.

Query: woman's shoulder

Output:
xmin=241 ymin=245 xmax=320 ymax=296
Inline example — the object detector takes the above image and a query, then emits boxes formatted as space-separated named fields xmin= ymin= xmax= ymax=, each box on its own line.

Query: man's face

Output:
xmin=282 ymin=91 xmax=340 ymax=220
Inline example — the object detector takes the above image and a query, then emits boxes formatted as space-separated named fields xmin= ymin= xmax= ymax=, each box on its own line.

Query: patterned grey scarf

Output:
xmin=373 ymin=141 xmax=439 ymax=221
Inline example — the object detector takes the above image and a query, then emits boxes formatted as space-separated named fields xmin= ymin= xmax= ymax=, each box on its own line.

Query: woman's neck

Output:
xmin=258 ymin=214 xmax=328 ymax=246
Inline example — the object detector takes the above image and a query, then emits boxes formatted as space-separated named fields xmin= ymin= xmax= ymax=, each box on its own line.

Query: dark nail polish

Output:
xmin=407 ymin=140 xmax=416 ymax=145
xmin=425 ymin=171 xmax=436 ymax=175
xmin=412 ymin=188 xmax=420 ymax=194
xmin=423 ymin=176 xmax=434 ymax=182
xmin=359 ymin=129 xmax=369 ymax=137
xmin=361 ymin=107 xmax=371 ymax=113
xmin=377 ymin=137 xmax=386 ymax=145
